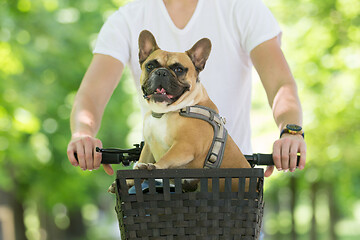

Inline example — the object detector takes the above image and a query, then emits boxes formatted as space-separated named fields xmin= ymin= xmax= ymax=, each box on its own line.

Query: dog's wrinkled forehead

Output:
xmin=144 ymin=50 xmax=194 ymax=69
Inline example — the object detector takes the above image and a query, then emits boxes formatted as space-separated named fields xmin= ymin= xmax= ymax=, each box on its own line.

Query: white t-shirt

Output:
xmin=93 ymin=0 xmax=281 ymax=154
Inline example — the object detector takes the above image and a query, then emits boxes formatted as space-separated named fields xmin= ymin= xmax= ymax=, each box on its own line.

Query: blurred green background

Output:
xmin=0 ymin=0 xmax=359 ymax=239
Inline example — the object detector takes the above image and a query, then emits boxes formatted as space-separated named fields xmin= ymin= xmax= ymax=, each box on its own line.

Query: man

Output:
xmin=67 ymin=0 xmax=306 ymax=177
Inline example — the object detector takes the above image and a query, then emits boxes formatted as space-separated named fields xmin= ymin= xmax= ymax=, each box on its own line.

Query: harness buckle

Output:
xmin=180 ymin=107 xmax=190 ymax=114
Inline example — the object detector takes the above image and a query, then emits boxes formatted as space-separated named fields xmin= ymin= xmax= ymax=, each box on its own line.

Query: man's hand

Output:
xmin=265 ymin=134 xmax=306 ymax=177
xmin=67 ymin=135 xmax=114 ymax=175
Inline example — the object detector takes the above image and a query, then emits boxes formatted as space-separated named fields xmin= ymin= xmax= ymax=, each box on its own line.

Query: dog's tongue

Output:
xmin=156 ymin=88 xmax=174 ymax=99
xmin=156 ymin=88 xmax=166 ymax=94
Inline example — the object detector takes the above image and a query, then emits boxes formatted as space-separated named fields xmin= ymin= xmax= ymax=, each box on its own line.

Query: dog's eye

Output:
xmin=174 ymin=67 xmax=183 ymax=73
xmin=146 ymin=64 xmax=154 ymax=71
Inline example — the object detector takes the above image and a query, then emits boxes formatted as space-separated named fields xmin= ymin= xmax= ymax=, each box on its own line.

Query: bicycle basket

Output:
xmin=115 ymin=168 xmax=264 ymax=240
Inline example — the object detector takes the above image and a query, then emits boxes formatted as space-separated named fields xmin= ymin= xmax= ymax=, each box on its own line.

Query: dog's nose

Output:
xmin=154 ymin=68 xmax=168 ymax=77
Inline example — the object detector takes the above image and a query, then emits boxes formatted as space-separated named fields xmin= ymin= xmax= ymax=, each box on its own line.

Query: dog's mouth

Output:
xmin=146 ymin=88 xmax=174 ymax=99
xmin=143 ymin=86 xmax=189 ymax=104
xmin=142 ymin=67 xmax=191 ymax=105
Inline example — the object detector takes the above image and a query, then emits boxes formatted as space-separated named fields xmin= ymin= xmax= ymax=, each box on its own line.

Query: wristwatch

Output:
xmin=280 ymin=124 xmax=304 ymax=138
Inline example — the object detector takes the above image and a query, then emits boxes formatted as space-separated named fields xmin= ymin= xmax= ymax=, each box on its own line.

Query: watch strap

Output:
xmin=280 ymin=128 xmax=305 ymax=138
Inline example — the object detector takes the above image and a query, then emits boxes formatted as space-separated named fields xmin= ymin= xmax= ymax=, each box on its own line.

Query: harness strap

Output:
xmin=179 ymin=105 xmax=228 ymax=169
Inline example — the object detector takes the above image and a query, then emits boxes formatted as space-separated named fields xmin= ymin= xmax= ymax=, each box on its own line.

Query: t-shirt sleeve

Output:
xmin=234 ymin=0 xmax=282 ymax=54
xmin=92 ymin=9 xmax=131 ymax=65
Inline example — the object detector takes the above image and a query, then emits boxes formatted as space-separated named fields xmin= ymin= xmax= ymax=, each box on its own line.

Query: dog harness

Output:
xmin=179 ymin=105 xmax=228 ymax=169
xmin=151 ymin=105 xmax=228 ymax=169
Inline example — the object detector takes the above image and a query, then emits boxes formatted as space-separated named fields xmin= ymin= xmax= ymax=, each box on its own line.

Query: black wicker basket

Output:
xmin=115 ymin=168 xmax=264 ymax=240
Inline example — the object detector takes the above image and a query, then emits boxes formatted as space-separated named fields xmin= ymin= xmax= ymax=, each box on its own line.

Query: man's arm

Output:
xmin=67 ymin=54 xmax=124 ymax=175
xmin=250 ymin=37 xmax=306 ymax=177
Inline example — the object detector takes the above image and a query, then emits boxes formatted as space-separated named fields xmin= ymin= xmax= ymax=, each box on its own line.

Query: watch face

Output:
xmin=287 ymin=124 xmax=302 ymax=131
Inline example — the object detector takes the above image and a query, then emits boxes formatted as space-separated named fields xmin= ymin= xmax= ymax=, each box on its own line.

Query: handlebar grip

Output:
xmin=73 ymin=152 xmax=122 ymax=165
xmin=99 ymin=152 xmax=122 ymax=164
xmin=246 ymin=153 xmax=301 ymax=166
xmin=254 ymin=153 xmax=274 ymax=165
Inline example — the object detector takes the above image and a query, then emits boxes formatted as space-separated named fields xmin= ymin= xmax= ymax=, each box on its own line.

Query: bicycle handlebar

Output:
xmin=74 ymin=142 xmax=300 ymax=167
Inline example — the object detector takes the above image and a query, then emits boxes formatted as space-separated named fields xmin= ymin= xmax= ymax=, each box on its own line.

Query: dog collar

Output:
xmin=151 ymin=111 xmax=165 ymax=118
xmin=179 ymin=105 xmax=228 ymax=169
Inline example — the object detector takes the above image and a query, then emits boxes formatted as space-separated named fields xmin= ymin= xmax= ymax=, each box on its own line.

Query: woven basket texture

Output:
xmin=115 ymin=168 xmax=264 ymax=240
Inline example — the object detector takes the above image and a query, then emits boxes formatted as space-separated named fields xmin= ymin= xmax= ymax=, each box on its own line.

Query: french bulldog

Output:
xmin=131 ymin=30 xmax=251 ymax=191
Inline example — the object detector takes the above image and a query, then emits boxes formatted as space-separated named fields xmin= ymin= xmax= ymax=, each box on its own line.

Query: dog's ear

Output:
xmin=186 ymin=38 xmax=212 ymax=72
xmin=138 ymin=30 xmax=159 ymax=66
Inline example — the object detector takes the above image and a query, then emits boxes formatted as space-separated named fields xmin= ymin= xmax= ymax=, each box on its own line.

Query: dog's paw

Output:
xmin=107 ymin=181 xmax=116 ymax=194
xmin=135 ymin=163 xmax=157 ymax=170
xmin=182 ymin=179 xmax=200 ymax=192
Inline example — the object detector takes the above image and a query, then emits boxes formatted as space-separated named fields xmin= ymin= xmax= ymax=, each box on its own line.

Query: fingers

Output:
xmin=289 ymin=143 xmax=298 ymax=172
xmin=67 ymin=136 xmax=106 ymax=173
xmin=298 ymin=141 xmax=307 ymax=170
xmin=272 ymin=134 xmax=306 ymax=174
xmin=84 ymin=137 xmax=94 ymax=170
xmin=281 ymin=138 xmax=290 ymax=171
xmin=264 ymin=166 xmax=274 ymax=177
xmin=103 ymin=164 xmax=114 ymax=175
xmin=75 ymin=141 xmax=86 ymax=170
xmin=66 ymin=144 xmax=79 ymax=167
xmin=272 ymin=141 xmax=282 ymax=171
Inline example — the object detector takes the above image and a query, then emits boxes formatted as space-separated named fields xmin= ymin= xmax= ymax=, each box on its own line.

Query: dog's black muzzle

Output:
xmin=142 ymin=68 xmax=190 ymax=103
xmin=151 ymin=68 xmax=174 ymax=89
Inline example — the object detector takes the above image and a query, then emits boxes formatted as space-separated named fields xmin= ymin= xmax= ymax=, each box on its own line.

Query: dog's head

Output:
xmin=138 ymin=30 xmax=211 ymax=113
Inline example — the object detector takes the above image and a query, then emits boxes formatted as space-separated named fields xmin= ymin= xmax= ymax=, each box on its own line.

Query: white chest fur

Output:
xmin=143 ymin=113 xmax=172 ymax=162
